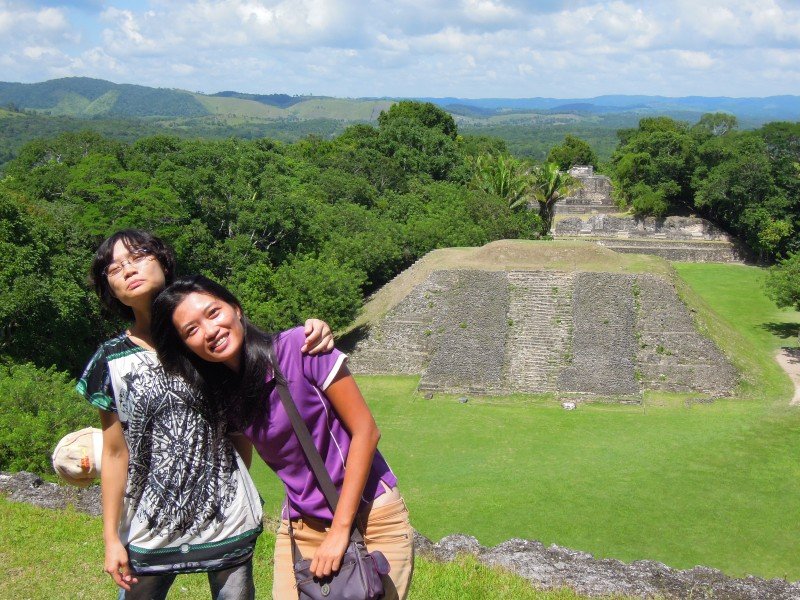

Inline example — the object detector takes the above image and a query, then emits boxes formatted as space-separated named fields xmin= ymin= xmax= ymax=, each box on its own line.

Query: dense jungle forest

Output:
xmin=2 ymin=100 xmax=799 ymax=475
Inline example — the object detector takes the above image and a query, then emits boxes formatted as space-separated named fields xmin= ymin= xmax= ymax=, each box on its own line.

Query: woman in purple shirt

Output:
xmin=152 ymin=275 xmax=414 ymax=600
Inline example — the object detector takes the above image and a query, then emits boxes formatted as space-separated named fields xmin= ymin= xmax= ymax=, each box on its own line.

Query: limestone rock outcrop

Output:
xmin=417 ymin=532 xmax=800 ymax=600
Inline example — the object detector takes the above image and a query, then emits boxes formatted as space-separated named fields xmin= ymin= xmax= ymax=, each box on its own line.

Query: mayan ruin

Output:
xmin=345 ymin=242 xmax=737 ymax=399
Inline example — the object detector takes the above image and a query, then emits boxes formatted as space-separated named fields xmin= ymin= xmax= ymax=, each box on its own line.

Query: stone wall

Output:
xmin=634 ymin=275 xmax=737 ymax=394
xmin=348 ymin=267 xmax=737 ymax=400
xmin=556 ymin=272 xmax=640 ymax=397
xmin=598 ymin=240 xmax=748 ymax=263
xmin=346 ymin=272 xmax=446 ymax=374
xmin=556 ymin=215 xmax=733 ymax=240
xmin=418 ymin=532 xmax=800 ymax=600
xmin=418 ymin=271 xmax=510 ymax=394
xmin=554 ymin=216 xmax=749 ymax=263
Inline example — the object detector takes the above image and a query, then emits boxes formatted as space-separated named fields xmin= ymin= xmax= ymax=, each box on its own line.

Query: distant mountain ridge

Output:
xmin=1 ymin=77 xmax=799 ymax=122
xmin=416 ymin=95 xmax=800 ymax=120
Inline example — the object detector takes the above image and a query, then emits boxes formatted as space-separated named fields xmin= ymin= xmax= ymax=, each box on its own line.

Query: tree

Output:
xmin=531 ymin=162 xmax=579 ymax=234
xmin=378 ymin=101 xmax=457 ymax=140
xmin=0 ymin=362 xmax=95 ymax=475
xmin=766 ymin=252 xmax=800 ymax=343
xmin=693 ymin=132 xmax=793 ymax=260
xmin=692 ymin=112 xmax=739 ymax=138
xmin=0 ymin=187 xmax=108 ymax=371
xmin=377 ymin=116 xmax=460 ymax=181
xmin=547 ymin=135 xmax=598 ymax=170
xmin=611 ymin=117 xmax=696 ymax=215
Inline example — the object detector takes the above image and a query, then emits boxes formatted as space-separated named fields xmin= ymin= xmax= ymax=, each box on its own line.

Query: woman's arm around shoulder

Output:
xmin=301 ymin=319 xmax=334 ymax=355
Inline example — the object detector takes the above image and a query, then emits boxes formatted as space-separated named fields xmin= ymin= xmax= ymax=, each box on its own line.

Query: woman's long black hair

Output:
xmin=152 ymin=274 xmax=280 ymax=429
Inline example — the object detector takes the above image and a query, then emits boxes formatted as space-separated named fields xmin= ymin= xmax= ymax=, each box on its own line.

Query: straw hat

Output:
xmin=51 ymin=427 xmax=103 ymax=487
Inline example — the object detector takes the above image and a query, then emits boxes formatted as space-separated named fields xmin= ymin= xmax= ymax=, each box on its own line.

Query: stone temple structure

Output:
xmin=552 ymin=166 xmax=749 ymax=263
xmin=555 ymin=166 xmax=616 ymax=214
xmin=345 ymin=244 xmax=737 ymax=400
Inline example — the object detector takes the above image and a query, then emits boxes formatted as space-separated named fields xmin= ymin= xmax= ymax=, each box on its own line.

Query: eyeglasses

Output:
xmin=103 ymin=250 xmax=154 ymax=278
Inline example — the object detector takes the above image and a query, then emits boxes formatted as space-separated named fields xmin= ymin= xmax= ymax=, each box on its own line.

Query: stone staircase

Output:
xmin=504 ymin=271 xmax=574 ymax=393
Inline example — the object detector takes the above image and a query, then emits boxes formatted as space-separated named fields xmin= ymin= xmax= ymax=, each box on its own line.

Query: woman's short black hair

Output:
xmin=90 ymin=229 xmax=176 ymax=320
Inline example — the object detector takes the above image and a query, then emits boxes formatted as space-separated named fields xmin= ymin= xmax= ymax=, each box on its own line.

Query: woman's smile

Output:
xmin=210 ymin=334 xmax=229 ymax=352
xmin=173 ymin=292 xmax=245 ymax=371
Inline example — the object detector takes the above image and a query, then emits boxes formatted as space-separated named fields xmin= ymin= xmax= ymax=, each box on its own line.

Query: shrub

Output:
xmin=630 ymin=182 xmax=669 ymax=217
xmin=0 ymin=361 xmax=95 ymax=476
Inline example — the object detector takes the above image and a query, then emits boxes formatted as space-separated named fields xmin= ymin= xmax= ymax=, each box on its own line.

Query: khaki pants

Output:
xmin=272 ymin=498 xmax=414 ymax=600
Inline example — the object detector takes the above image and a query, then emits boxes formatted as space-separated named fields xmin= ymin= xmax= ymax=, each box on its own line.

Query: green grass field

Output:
xmin=252 ymin=263 xmax=800 ymax=580
xmin=0 ymin=498 xmax=609 ymax=599
xmin=2 ymin=262 xmax=798 ymax=597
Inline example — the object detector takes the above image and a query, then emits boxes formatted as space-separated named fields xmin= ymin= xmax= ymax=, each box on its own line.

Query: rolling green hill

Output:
xmin=0 ymin=77 xmax=208 ymax=117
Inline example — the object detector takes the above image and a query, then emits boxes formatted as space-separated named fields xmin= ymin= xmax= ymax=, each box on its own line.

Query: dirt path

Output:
xmin=775 ymin=348 xmax=800 ymax=406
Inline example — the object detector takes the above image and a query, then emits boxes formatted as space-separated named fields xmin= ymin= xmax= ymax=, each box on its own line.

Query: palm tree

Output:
xmin=469 ymin=153 xmax=533 ymax=210
xmin=532 ymin=162 xmax=580 ymax=233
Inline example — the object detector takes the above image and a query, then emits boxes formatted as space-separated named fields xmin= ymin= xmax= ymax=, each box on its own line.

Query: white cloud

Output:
xmin=460 ymin=0 xmax=520 ymax=25
xmin=674 ymin=50 xmax=715 ymax=70
xmin=0 ymin=0 xmax=799 ymax=96
xmin=0 ymin=3 xmax=69 ymax=36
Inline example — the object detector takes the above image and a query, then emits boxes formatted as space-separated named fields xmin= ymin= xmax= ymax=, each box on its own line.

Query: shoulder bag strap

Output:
xmin=275 ymin=380 xmax=367 ymax=549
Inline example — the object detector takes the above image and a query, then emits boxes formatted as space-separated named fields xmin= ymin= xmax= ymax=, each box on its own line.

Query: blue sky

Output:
xmin=1 ymin=0 xmax=799 ymax=98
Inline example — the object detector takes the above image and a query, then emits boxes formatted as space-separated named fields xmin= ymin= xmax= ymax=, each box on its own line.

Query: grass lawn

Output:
xmin=252 ymin=263 xmax=800 ymax=580
xmin=0 ymin=498 xmax=607 ymax=599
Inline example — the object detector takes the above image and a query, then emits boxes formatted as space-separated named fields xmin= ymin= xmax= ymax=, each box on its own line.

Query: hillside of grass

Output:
xmin=287 ymin=97 xmax=393 ymax=120
xmin=0 ymin=107 xmax=24 ymax=119
xmin=194 ymin=93 xmax=287 ymax=118
xmin=0 ymin=77 xmax=208 ymax=118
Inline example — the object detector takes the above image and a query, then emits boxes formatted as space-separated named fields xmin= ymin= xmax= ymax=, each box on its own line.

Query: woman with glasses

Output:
xmin=77 ymin=229 xmax=334 ymax=600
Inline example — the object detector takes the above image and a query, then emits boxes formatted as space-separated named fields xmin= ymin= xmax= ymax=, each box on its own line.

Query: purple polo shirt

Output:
xmin=245 ymin=327 xmax=397 ymax=520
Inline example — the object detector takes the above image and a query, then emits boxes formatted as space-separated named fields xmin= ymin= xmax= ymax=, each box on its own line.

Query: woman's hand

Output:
xmin=311 ymin=524 xmax=351 ymax=578
xmin=105 ymin=538 xmax=138 ymax=590
xmin=302 ymin=319 xmax=334 ymax=355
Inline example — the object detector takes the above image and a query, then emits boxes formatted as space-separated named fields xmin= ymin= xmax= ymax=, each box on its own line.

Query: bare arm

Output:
xmin=310 ymin=366 xmax=381 ymax=578
xmin=99 ymin=410 xmax=138 ymax=591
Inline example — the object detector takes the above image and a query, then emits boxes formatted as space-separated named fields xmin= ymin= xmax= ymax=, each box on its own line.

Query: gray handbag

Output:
xmin=275 ymin=380 xmax=390 ymax=600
